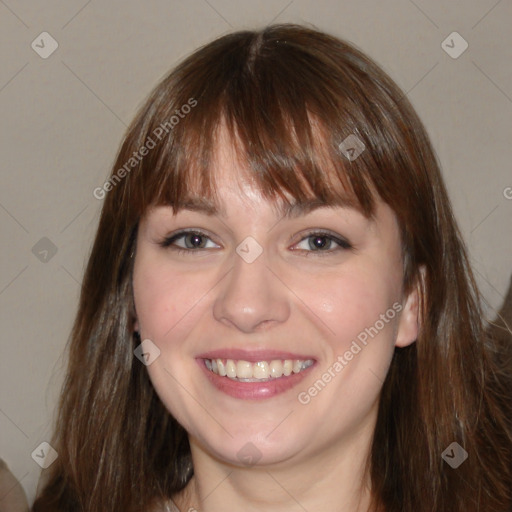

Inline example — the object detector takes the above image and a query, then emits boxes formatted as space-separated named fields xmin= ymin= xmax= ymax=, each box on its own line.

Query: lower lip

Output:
xmin=197 ymin=359 xmax=315 ymax=400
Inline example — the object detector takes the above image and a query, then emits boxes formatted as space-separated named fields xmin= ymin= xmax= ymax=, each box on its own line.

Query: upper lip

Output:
xmin=197 ymin=349 xmax=316 ymax=363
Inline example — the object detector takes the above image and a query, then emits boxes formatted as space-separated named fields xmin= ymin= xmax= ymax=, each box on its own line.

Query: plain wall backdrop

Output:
xmin=1 ymin=0 xmax=511 ymax=505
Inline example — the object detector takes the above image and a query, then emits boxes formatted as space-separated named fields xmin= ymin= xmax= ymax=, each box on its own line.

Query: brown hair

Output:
xmin=32 ymin=24 xmax=512 ymax=512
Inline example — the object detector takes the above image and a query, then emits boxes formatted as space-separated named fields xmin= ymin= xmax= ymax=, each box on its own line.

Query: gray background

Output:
xmin=1 ymin=0 xmax=511 ymax=505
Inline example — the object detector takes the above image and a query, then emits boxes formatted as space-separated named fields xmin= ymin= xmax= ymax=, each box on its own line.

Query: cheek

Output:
xmin=133 ymin=262 xmax=173 ymax=336
xmin=299 ymin=262 xmax=402 ymax=349
xmin=133 ymin=258 xmax=196 ymax=340
xmin=132 ymin=256 xmax=224 ymax=354
xmin=132 ymin=258 xmax=208 ymax=417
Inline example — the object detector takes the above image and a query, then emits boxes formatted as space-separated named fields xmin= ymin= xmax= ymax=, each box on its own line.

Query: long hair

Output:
xmin=32 ymin=24 xmax=512 ymax=512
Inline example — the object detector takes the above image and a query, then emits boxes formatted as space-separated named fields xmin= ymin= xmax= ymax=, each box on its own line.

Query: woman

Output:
xmin=32 ymin=24 xmax=512 ymax=512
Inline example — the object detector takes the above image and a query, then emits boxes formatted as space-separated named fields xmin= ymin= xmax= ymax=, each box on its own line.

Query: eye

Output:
xmin=158 ymin=229 xmax=351 ymax=256
xmin=159 ymin=230 xmax=220 ymax=253
xmin=292 ymin=230 xmax=352 ymax=255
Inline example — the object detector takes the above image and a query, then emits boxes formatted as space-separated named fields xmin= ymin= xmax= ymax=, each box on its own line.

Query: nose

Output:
xmin=212 ymin=250 xmax=290 ymax=333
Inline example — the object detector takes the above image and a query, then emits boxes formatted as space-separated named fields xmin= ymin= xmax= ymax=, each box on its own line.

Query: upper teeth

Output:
xmin=204 ymin=358 xmax=314 ymax=381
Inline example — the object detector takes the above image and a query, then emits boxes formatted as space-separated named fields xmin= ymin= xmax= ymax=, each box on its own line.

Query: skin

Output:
xmin=133 ymin=129 xmax=420 ymax=512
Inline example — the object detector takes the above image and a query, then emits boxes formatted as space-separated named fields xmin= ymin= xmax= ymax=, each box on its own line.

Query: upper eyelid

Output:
xmin=291 ymin=230 xmax=352 ymax=250
xmin=162 ymin=229 xmax=220 ymax=247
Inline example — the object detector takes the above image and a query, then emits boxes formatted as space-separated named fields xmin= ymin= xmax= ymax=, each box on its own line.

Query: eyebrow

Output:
xmin=278 ymin=198 xmax=358 ymax=218
xmin=173 ymin=196 xmax=359 ymax=218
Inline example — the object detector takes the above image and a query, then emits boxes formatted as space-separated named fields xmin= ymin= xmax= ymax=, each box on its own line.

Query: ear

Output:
xmin=133 ymin=319 xmax=139 ymax=333
xmin=395 ymin=266 xmax=425 ymax=348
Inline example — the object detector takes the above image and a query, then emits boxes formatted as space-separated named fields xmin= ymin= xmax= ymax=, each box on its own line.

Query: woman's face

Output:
xmin=132 ymin=131 xmax=419 ymax=469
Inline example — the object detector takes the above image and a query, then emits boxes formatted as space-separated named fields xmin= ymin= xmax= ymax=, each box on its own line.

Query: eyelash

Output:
xmin=158 ymin=229 xmax=352 ymax=257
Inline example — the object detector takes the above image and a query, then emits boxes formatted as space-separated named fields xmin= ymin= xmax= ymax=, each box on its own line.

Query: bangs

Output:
xmin=163 ymin=111 xmax=374 ymax=217
xmin=124 ymin=27 xmax=384 ymax=221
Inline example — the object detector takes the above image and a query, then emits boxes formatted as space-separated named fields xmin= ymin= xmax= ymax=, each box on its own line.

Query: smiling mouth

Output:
xmin=203 ymin=358 xmax=315 ymax=382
